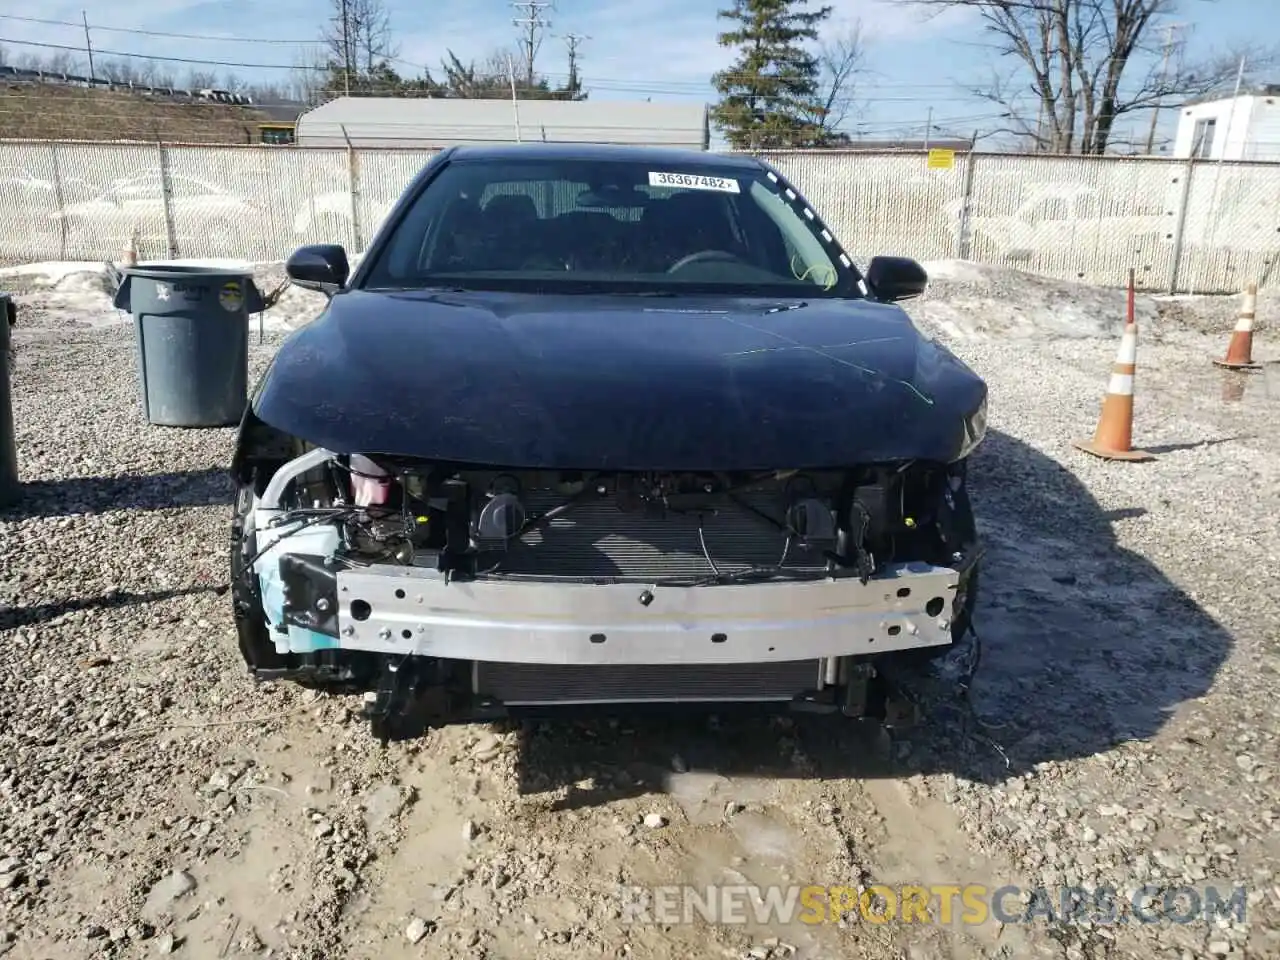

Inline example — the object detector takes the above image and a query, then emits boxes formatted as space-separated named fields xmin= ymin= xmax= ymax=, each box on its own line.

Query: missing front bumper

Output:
xmin=322 ymin=560 xmax=965 ymax=665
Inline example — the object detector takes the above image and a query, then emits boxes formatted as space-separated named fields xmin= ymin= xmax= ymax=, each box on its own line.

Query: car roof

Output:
xmin=445 ymin=142 xmax=765 ymax=170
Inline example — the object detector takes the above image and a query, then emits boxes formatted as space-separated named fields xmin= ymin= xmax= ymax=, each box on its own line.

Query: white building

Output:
xmin=294 ymin=97 xmax=710 ymax=150
xmin=1172 ymin=84 xmax=1280 ymax=161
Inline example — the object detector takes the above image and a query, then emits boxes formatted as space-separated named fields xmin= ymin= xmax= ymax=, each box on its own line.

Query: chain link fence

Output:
xmin=1 ymin=139 xmax=1277 ymax=293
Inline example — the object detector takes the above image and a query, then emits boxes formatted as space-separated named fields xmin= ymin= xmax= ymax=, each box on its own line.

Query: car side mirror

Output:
xmin=286 ymin=243 xmax=349 ymax=296
xmin=865 ymin=255 xmax=928 ymax=303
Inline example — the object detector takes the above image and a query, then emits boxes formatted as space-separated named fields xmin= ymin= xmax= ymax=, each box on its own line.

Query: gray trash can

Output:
xmin=0 ymin=293 xmax=18 ymax=507
xmin=113 ymin=265 xmax=265 ymax=428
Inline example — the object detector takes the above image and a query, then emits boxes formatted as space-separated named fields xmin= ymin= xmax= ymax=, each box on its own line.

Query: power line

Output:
xmin=511 ymin=1 xmax=553 ymax=86
xmin=0 ymin=14 xmax=1129 ymax=112
xmin=560 ymin=32 xmax=588 ymax=93
xmin=0 ymin=37 xmax=1039 ymax=123
xmin=0 ymin=34 xmax=1040 ymax=101
xmin=0 ymin=51 xmax=1014 ymax=107
xmin=0 ymin=36 xmax=315 ymax=71
xmin=0 ymin=17 xmax=1033 ymax=93
xmin=0 ymin=13 xmax=322 ymax=45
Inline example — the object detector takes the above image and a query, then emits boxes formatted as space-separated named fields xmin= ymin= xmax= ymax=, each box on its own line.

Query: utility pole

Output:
xmin=506 ymin=54 xmax=522 ymax=141
xmin=332 ymin=0 xmax=354 ymax=96
xmin=562 ymin=32 xmax=588 ymax=98
xmin=82 ymin=11 xmax=95 ymax=82
xmin=923 ymin=105 xmax=932 ymax=151
xmin=511 ymin=1 xmax=553 ymax=87
xmin=1144 ymin=22 xmax=1186 ymax=154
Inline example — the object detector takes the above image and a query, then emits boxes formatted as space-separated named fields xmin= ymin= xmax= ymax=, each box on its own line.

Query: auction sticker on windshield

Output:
xmin=648 ymin=171 xmax=740 ymax=193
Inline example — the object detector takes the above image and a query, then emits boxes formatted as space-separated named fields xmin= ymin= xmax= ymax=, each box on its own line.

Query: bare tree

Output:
xmin=186 ymin=69 xmax=219 ymax=89
xmin=137 ymin=60 xmax=175 ymax=86
xmin=810 ymin=22 xmax=868 ymax=135
xmin=907 ymin=0 xmax=1278 ymax=154
xmin=99 ymin=59 xmax=142 ymax=84
xmin=41 ymin=50 xmax=83 ymax=75
xmin=13 ymin=50 xmax=48 ymax=72
xmin=322 ymin=0 xmax=399 ymax=93
xmin=290 ymin=49 xmax=331 ymax=104
xmin=357 ymin=0 xmax=395 ymax=74
xmin=246 ymin=81 xmax=291 ymax=102
xmin=480 ymin=47 xmax=521 ymax=83
xmin=137 ymin=60 xmax=167 ymax=85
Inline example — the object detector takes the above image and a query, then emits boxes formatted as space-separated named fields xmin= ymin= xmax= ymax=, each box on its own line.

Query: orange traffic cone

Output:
xmin=121 ymin=232 xmax=137 ymax=267
xmin=1072 ymin=269 xmax=1155 ymax=462
xmin=1213 ymin=283 xmax=1262 ymax=371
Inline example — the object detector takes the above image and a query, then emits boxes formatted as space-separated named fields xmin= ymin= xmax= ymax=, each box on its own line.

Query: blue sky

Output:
xmin=1 ymin=0 xmax=1276 ymax=149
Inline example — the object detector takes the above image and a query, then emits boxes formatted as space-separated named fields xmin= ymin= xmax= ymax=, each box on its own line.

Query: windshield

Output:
xmin=361 ymin=157 xmax=859 ymax=297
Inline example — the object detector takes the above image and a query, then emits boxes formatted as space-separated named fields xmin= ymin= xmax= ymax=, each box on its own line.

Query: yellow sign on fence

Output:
xmin=927 ymin=148 xmax=955 ymax=170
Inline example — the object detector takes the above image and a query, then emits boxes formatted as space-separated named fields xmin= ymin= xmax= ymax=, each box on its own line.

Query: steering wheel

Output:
xmin=666 ymin=249 xmax=744 ymax=273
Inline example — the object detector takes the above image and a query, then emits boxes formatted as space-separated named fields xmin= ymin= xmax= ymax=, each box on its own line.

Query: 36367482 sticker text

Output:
xmin=647 ymin=172 xmax=741 ymax=193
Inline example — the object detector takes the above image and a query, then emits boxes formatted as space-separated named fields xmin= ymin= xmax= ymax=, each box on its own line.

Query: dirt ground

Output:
xmin=1 ymin=266 xmax=1277 ymax=960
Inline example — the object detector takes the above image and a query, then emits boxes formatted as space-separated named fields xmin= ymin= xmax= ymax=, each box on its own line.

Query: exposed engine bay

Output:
xmin=231 ymin=443 xmax=980 ymax=739
xmin=264 ymin=452 xmax=972 ymax=579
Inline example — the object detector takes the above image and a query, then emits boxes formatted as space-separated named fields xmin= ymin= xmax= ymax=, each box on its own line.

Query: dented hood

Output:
xmin=250 ymin=288 xmax=986 ymax=471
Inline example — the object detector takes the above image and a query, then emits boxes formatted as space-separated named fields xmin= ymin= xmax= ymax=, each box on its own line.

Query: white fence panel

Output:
xmin=354 ymin=148 xmax=439 ymax=247
xmin=961 ymin=154 xmax=1184 ymax=290
xmin=758 ymin=150 xmax=968 ymax=263
xmin=1175 ymin=161 xmax=1280 ymax=294
xmin=0 ymin=139 xmax=1277 ymax=294
xmin=264 ymin=146 xmax=351 ymax=251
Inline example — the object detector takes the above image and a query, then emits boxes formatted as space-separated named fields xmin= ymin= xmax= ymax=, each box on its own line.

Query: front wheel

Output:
xmin=229 ymin=477 xmax=290 ymax=674
xmin=229 ymin=475 xmax=370 ymax=692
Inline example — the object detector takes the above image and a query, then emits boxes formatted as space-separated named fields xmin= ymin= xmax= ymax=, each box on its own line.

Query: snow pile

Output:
xmin=0 ymin=259 xmax=321 ymax=333
xmin=914 ymin=259 xmax=1162 ymax=341
xmin=0 ymin=261 xmax=113 ymax=290
xmin=0 ymin=262 xmax=120 ymax=329
xmin=261 ymin=280 xmax=327 ymax=329
xmin=2 ymin=253 xmax=1249 ymax=347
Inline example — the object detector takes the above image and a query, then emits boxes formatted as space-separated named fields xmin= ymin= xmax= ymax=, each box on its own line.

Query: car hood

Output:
xmin=251 ymin=289 xmax=986 ymax=471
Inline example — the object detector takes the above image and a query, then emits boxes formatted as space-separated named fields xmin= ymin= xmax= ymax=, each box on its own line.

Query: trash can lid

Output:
xmin=124 ymin=264 xmax=253 ymax=281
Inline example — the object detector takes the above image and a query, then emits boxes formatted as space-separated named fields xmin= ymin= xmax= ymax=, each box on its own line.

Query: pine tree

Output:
xmin=710 ymin=0 xmax=834 ymax=149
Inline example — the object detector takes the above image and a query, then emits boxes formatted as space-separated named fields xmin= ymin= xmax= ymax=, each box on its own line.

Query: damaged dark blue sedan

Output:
xmin=229 ymin=143 xmax=988 ymax=739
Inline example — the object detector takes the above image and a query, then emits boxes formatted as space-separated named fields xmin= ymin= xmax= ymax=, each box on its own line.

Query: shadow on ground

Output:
xmin=0 ymin=584 xmax=228 ymax=629
xmin=0 ymin=467 xmax=232 ymax=520
xmin=495 ymin=427 xmax=1232 ymax=803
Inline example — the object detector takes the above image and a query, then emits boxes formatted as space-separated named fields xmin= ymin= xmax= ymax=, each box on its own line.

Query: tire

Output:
xmin=229 ymin=475 xmax=293 ymax=674
xmin=229 ymin=474 xmax=368 ymax=691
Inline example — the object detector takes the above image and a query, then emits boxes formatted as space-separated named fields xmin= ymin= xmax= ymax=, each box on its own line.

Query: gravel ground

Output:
xmin=1 ymin=264 xmax=1277 ymax=960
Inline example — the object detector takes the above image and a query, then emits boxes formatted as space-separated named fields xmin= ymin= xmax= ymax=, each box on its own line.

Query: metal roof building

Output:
xmin=294 ymin=97 xmax=710 ymax=150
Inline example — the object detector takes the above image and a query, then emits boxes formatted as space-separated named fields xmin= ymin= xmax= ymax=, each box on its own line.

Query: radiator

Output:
xmin=474 ymin=659 xmax=824 ymax=705
xmin=492 ymin=491 xmax=831 ymax=581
